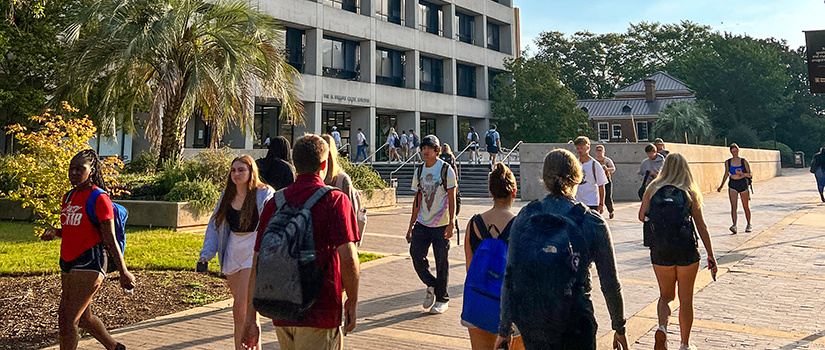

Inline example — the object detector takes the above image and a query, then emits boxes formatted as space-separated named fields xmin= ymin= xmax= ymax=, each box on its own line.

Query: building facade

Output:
xmin=577 ymin=72 xmax=696 ymax=143
xmin=176 ymin=0 xmax=519 ymax=161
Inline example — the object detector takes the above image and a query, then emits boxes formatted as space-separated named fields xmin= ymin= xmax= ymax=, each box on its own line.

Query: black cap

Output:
xmin=420 ymin=135 xmax=440 ymax=148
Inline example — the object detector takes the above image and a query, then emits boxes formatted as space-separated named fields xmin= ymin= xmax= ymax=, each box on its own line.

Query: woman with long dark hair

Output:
xmin=256 ymin=136 xmax=295 ymax=190
xmin=199 ymin=155 xmax=274 ymax=349
xmin=41 ymin=149 xmax=135 ymax=350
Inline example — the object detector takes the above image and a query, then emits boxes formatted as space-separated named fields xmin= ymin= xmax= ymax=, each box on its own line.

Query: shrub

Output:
xmin=339 ymin=156 xmax=387 ymax=199
xmin=0 ymin=155 xmax=21 ymax=194
xmin=193 ymin=147 xmax=234 ymax=186
xmin=2 ymin=102 xmax=124 ymax=230
xmin=124 ymin=149 xmax=159 ymax=174
xmin=164 ymin=178 xmax=221 ymax=216
xmin=757 ymin=141 xmax=793 ymax=167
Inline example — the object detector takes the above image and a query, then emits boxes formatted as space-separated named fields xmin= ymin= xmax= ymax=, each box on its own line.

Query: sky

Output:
xmin=514 ymin=0 xmax=824 ymax=53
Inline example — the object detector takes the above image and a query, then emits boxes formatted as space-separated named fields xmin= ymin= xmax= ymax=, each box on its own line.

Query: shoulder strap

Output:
xmin=498 ymin=218 xmax=515 ymax=242
xmin=85 ymin=188 xmax=106 ymax=227
xmin=417 ymin=164 xmax=424 ymax=188
xmin=591 ymin=160 xmax=596 ymax=182
xmin=64 ymin=190 xmax=74 ymax=205
xmin=273 ymin=190 xmax=287 ymax=210
xmin=567 ymin=203 xmax=588 ymax=224
xmin=471 ymin=214 xmax=492 ymax=240
xmin=440 ymin=161 xmax=449 ymax=192
xmin=303 ymin=186 xmax=333 ymax=210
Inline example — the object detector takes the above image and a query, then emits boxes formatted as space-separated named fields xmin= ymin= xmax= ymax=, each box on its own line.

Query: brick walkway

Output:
xmin=46 ymin=169 xmax=825 ymax=349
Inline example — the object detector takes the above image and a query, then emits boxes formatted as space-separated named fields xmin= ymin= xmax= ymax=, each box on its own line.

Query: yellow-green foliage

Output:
xmin=2 ymin=102 xmax=124 ymax=232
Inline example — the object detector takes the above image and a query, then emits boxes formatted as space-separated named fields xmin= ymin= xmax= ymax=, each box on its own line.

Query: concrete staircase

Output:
xmin=369 ymin=162 xmax=521 ymax=198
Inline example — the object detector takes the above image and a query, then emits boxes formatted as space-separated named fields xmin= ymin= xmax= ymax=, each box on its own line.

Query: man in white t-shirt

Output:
xmin=331 ymin=126 xmax=341 ymax=149
xmin=466 ymin=126 xmax=480 ymax=164
xmin=573 ymin=136 xmax=608 ymax=213
xmin=355 ymin=128 xmax=368 ymax=161
xmin=399 ymin=132 xmax=409 ymax=161
xmin=406 ymin=135 xmax=456 ymax=315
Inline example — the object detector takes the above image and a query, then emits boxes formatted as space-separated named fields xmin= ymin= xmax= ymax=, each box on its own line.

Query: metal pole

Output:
xmin=772 ymin=122 xmax=778 ymax=149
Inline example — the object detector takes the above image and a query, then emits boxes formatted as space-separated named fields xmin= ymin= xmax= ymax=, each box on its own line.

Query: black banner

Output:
xmin=805 ymin=30 xmax=825 ymax=93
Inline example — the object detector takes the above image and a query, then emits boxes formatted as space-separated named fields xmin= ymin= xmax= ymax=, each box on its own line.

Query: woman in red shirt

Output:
xmin=41 ymin=149 xmax=135 ymax=350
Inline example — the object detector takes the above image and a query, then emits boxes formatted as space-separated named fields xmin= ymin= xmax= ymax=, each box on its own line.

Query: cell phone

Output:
xmin=196 ymin=261 xmax=208 ymax=273
xmin=406 ymin=235 xmax=412 ymax=244
xmin=709 ymin=260 xmax=717 ymax=281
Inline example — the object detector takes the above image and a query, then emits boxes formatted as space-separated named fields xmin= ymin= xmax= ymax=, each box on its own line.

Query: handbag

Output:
xmin=638 ymin=170 xmax=650 ymax=200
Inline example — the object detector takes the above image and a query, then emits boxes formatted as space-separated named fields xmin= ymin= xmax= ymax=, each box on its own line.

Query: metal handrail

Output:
xmin=501 ymin=140 xmax=523 ymax=166
xmin=337 ymin=142 xmax=350 ymax=154
xmin=455 ymin=141 xmax=479 ymax=179
xmin=389 ymin=150 xmax=421 ymax=181
xmin=358 ymin=143 xmax=388 ymax=166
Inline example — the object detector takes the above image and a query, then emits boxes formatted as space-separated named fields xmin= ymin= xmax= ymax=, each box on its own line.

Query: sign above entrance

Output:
xmin=323 ymin=93 xmax=370 ymax=106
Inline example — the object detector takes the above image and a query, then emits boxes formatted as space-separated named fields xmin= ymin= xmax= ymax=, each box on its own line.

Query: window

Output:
xmin=598 ymin=122 xmax=609 ymax=141
xmin=612 ymin=124 xmax=622 ymax=139
xmin=376 ymin=47 xmax=405 ymax=87
xmin=488 ymin=69 xmax=504 ymax=100
xmin=420 ymin=56 xmax=443 ymax=93
xmin=636 ymin=121 xmax=650 ymax=141
xmin=421 ymin=118 xmax=436 ymax=136
xmin=376 ymin=0 xmax=403 ymax=25
xmin=254 ymin=103 xmax=295 ymax=148
xmin=419 ymin=1 xmax=443 ymax=36
xmin=621 ymin=105 xmax=631 ymax=114
xmin=487 ymin=22 xmax=500 ymax=51
xmin=322 ymin=36 xmax=360 ymax=80
xmin=325 ymin=0 xmax=359 ymax=13
xmin=456 ymin=63 xmax=476 ymax=98
xmin=456 ymin=12 xmax=474 ymax=44
xmin=285 ymin=28 xmax=305 ymax=73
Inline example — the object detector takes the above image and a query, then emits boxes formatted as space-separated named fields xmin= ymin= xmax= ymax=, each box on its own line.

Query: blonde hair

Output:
xmin=542 ymin=149 xmax=582 ymax=198
xmin=644 ymin=153 xmax=703 ymax=207
xmin=443 ymin=143 xmax=453 ymax=155
xmin=321 ymin=134 xmax=344 ymax=185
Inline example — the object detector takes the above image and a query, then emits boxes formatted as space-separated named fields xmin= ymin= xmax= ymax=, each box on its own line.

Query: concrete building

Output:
xmin=169 ymin=0 xmax=520 ymax=161
xmin=577 ymin=71 xmax=696 ymax=143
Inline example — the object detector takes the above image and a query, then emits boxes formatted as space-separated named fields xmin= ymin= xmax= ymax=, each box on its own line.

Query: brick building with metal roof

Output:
xmin=577 ymin=71 xmax=696 ymax=143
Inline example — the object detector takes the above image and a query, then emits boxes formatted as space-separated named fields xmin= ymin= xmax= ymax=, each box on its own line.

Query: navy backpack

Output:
xmin=461 ymin=215 xmax=511 ymax=334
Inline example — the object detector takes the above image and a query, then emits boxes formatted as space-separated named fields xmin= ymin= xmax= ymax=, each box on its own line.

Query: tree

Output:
xmin=59 ymin=0 xmax=303 ymax=168
xmin=491 ymin=56 xmax=594 ymax=143
xmin=652 ymin=102 xmax=713 ymax=143
xmin=669 ymin=34 xmax=791 ymax=140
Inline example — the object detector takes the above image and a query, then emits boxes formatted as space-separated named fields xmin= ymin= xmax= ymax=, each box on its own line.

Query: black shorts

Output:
xmin=487 ymin=146 xmax=499 ymax=154
xmin=728 ymin=178 xmax=749 ymax=193
xmin=60 ymin=243 xmax=108 ymax=275
xmin=650 ymin=247 xmax=700 ymax=267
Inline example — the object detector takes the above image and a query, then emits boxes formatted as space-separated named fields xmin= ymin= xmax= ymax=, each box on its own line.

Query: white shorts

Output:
xmin=222 ymin=232 xmax=256 ymax=275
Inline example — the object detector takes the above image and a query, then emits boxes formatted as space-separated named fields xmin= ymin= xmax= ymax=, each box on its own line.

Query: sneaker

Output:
xmin=115 ymin=344 xmax=126 ymax=350
xmin=423 ymin=286 xmax=435 ymax=309
xmin=729 ymin=225 xmax=737 ymax=234
xmin=745 ymin=224 xmax=753 ymax=233
xmin=429 ymin=301 xmax=449 ymax=314
xmin=654 ymin=326 xmax=667 ymax=350
xmin=679 ymin=344 xmax=697 ymax=350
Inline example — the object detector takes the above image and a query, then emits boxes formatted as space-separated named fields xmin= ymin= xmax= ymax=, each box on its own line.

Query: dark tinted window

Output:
xmin=420 ymin=56 xmax=443 ymax=93
xmin=457 ymin=64 xmax=476 ymax=98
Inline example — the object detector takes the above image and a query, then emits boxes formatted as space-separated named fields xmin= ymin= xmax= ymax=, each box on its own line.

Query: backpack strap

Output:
xmin=85 ymin=188 xmax=106 ymax=228
xmin=591 ymin=160 xmax=597 ymax=184
xmin=567 ymin=203 xmax=588 ymax=224
xmin=302 ymin=186 xmax=333 ymax=210
xmin=470 ymin=214 xmax=493 ymax=240
xmin=440 ymin=162 xmax=449 ymax=192
xmin=273 ymin=189 xmax=287 ymax=210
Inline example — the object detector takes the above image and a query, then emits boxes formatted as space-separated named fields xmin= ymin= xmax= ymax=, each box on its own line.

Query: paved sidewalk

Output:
xmin=48 ymin=169 xmax=825 ymax=349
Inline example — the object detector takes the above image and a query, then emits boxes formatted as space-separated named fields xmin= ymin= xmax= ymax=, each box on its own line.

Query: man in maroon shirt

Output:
xmin=242 ymin=134 xmax=361 ymax=350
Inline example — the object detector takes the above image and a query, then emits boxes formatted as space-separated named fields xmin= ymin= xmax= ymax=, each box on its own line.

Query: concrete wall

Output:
xmin=520 ymin=143 xmax=781 ymax=202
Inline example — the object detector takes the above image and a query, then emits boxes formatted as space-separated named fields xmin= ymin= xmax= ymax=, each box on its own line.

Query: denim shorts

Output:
xmin=60 ymin=243 xmax=108 ymax=275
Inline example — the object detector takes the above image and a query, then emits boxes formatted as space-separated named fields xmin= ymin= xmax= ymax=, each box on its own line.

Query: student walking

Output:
xmin=639 ymin=153 xmax=717 ymax=350
xmin=409 ymin=130 xmax=422 ymax=162
xmin=440 ymin=143 xmax=458 ymax=176
xmin=400 ymin=131 xmax=409 ymax=161
xmin=322 ymin=134 xmax=367 ymax=245
xmin=355 ymin=128 xmax=369 ymax=162
xmin=573 ymin=136 xmax=608 ymax=214
xmin=41 ymin=149 xmax=135 ymax=350
xmin=386 ymin=128 xmax=401 ymax=163
xmin=811 ymin=147 xmax=825 ymax=202
xmin=716 ymin=143 xmax=753 ymax=234
xmin=638 ymin=143 xmax=665 ymax=199
xmin=485 ymin=125 xmax=501 ymax=167
xmin=406 ymin=135 xmax=457 ymax=314
xmin=496 ymin=149 xmax=628 ymax=350
xmin=467 ymin=126 xmax=481 ymax=164
xmin=654 ymin=138 xmax=670 ymax=158
xmin=256 ymin=136 xmax=295 ymax=191
xmin=199 ymin=155 xmax=275 ymax=350
xmin=331 ymin=126 xmax=342 ymax=150
xmin=242 ymin=134 xmax=361 ymax=350
xmin=594 ymin=144 xmax=617 ymax=219
xmin=462 ymin=163 xmax=520 ymax=350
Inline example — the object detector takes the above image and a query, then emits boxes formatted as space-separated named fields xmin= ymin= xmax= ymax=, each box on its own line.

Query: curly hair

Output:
xmin=72 ymin=149 xmax=109 ymax=192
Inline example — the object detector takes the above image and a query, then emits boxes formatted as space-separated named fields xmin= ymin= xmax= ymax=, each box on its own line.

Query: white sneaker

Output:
xmin=423 ymin=286 xmax=435 ymax=309
xmin=679 ymin=344 xmax=697 ymax=350
xmin=429 ymin=301 xmax=449 ymax=314
xmin=729 ymin=225 xmax=737 ymax=234
xmin=745 ymin=224 xmax=753 ymax=233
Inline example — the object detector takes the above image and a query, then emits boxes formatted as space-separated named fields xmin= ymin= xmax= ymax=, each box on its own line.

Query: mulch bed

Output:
xmin=0 ymin=271 xmax=230 ymax=350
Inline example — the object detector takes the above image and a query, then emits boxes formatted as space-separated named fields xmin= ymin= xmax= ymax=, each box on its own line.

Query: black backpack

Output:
xmin=253 ymin=186 xmax=333 ymax=321
xmin=485 ymin=131 xmax=495 ymax=147
xmin=504 ymin=201 xmax=590 ymax=322
xmin=471 ymin=132 xmax=479 ymax=143
xmin=417 ymin=162 xmax=461 ymax=215
xmin=643 ymin=185 xmax=698 ymax=249
xmin=393 ymin=135 xmax=401 ymax=148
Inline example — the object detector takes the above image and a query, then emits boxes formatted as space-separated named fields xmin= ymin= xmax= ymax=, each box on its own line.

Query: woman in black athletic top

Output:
xmin=716 ymin=143 xmax=753 ymax=234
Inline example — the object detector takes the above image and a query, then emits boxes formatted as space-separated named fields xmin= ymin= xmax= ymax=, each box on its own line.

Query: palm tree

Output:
xmin=60 ymin=0 xmax=303 ymax=167
xmin=652 ymin=101 xmax=713 ymax=144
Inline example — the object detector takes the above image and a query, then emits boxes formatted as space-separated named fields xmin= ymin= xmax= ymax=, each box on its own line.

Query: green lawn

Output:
xmin=0 ymin=221 xmax=381 ymax=276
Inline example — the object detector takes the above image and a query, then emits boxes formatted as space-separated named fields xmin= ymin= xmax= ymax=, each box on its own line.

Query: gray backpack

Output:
xmin=253 ymin=186 xmax=333 ymax=321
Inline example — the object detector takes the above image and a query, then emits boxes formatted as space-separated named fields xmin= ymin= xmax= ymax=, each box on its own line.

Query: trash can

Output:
xmin=794 ymin=151 xmax=805 ymax=168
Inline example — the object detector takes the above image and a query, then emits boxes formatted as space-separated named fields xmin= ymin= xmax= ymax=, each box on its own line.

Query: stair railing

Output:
xmin=500 ymin=141 xmax=524 ymax=167
xmin=454 ymin=141 xmax=479 ymax=180
xmin=358 ymin=143 xmax=388 ymax=166
xmin=337 ymin=142 xmax=350 ymax=154
xmin=389 ymin=150 xmax=421 ymax=186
